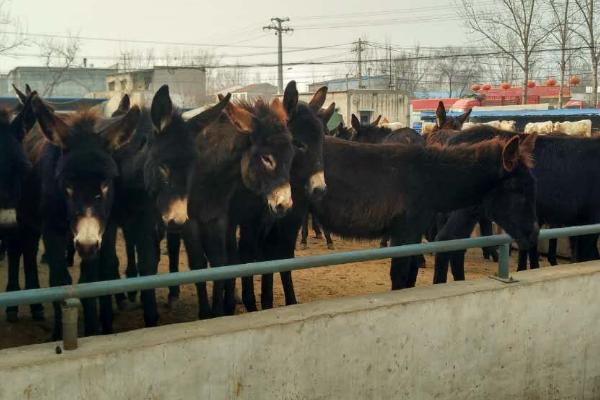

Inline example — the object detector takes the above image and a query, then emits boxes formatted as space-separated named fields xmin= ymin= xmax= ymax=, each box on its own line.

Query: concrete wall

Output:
xmin=8 ymin=67 xmax=114 ymax=98
xmin=1 ymin=263 xmax=600 ymax=399
xmin=297 ymin=89 xmax=410 ymax=127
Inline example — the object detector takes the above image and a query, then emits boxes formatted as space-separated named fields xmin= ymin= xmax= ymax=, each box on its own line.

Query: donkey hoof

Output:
xmin=315 ymin=233 xmax=323 ymax=239
xmin=31 ymin=309 xmax=45 ymax=321
xmin=127 ymin=292 xmax=138 ymax=303
xmin=327 ymin=243 xmax=335 ymax=250
xmin=6 ymin=310 xmax=18 ymax=323
xmin=300 ymin=243 xmax=308 ymax=250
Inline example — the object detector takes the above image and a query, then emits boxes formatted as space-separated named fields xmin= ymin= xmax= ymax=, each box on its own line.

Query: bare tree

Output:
xmin=0 ymin=0 xmax=26 ymax=54
xmin=435 ymin=47 xmax=484 ymax=97
xmin=548 ymin=0 xmax=576 ymax=108
xmin=38 ymin=34 xmax=81 ymax=96
xmin=461 ymin=0 xmax=553 ymax=102
xmin=574 ymin=0 xmax=600 ymax=105
xmin=392 ymin=45 xmax=431 ymax=97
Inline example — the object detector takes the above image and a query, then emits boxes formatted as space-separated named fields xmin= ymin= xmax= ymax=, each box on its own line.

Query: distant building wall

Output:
xmin=8 ymin=67 xmax=114 ymax=98
xmin=295 ymin=89 xmax=409 ymax=127
xmin=308 ymin=76 xmax=391 ymax=92
xmin=104 ymin=67 xmax=206 ymax=109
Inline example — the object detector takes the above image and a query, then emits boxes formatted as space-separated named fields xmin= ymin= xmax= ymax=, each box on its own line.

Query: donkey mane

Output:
xmin=0 ymin=108 xmax=10 ymax=126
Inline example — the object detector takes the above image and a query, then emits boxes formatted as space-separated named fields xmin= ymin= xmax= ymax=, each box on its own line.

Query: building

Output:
xmin=103 ymin=66 xmax=207 ymax=109
xmin=288 ymin=89 xmax=410 ymax=127
xmin=5 ymin=66 xmax=114 ymax=98
xmin=227 ymin=83 xmax=278 ymax=102
xmin=308 ymin=75 xmax=392 ymax=93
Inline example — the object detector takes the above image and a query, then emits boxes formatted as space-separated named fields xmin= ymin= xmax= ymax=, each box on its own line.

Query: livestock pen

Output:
xmin=1 ymin=225 xmax=600 ymax=399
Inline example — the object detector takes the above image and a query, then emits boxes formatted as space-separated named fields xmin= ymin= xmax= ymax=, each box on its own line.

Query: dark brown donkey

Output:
xmin=310 ymin=134 xmax=539 ymax=289
xmin=188 ymin=96 xmax=295 ymax=317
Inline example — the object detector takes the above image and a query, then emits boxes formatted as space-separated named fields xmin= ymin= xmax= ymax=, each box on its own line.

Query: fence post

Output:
xmin=62 ymin=298 xmax=80 ymax=350
xmin=490 ymin=241 xmax=517 ymax=283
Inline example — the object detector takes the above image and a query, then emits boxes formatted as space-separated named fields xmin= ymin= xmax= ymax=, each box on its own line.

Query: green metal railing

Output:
xmin=2 ymin=223 xmax=600 ymax=349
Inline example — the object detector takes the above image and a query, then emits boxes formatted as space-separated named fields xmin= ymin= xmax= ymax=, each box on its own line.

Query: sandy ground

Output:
xmin=0 ymin=229 xmax=562 ymax=350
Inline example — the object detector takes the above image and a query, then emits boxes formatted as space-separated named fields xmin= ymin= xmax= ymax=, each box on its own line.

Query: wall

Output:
xmin=1 ymin=263 xmax=600 ymax=399
xmin=8 ymin=67 xmax=114 ymax=98
xmin=297 ymin=89 xmax=410 ymax=126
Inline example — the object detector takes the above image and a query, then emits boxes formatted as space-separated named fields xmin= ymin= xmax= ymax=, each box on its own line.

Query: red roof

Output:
xmin=451 ymin=98 xmax=481 ymax=110
xmin=476 ymin=85 xmax=570 ymax=98
xmin=410 ymin=98 xmax=458 ymax=112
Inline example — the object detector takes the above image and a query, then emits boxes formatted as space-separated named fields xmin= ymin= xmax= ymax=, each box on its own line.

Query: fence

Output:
xmin=2 ymin=223 xmax=600 ymax=349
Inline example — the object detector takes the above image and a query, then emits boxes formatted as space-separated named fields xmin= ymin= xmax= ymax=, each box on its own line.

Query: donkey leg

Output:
xmin=136 ymin=216 xmax=160 ymax=327
xmin=43 ymin=229 xmax=72 ymax=340
xmin=98 ymin=222 xmax=118 ymax=334
xmin=450 ymin=251 xmax=466 ymax=281
xmin=22 ymin=228 xmax=44 ymax=320
xmin=433 ymin=252 xmax=451 ymax=284
xmin=201 ymin=217 xmax=229 ymax=317
xmin=166 ymin=231 xmax=181 ymax=304
xmin=183 ymin=220 xmax=211 ymax=319
xmin=122 ymin=223 xmax=139 ymax=303
xmin=79 ymin=258 xmax=100 ymax=337
xmin=238 ymin=223 xmax=259 ymax=312
xmin=223 ymin=224 xmax=239 ymax=316
xmin=479 ymin=217 xmax=498 ymax=262
xmin=5 ymin=234 xmax=21 ymax=321
xmin=380 ymin=234 xmax=389 ymax=248
xmin=324 ymin=228 xmax=334 ymax=250
xmin=312 ymin=213 xmax=323 ymax=239
xmin=261 ymin=274 xmax=275 ymax=309
xmin=300 ymin=212 xmax=309 ymax=250
xmin=529 ymin=245 xmax=540 ymax=269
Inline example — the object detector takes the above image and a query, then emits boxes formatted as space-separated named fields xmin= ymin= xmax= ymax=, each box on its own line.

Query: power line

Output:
xmin=263 ymin=17 xmax=293 ymax=93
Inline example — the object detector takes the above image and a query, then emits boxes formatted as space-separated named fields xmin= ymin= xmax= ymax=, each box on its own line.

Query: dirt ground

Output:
xmin=0 ymin=230 xmax=562 ymax=350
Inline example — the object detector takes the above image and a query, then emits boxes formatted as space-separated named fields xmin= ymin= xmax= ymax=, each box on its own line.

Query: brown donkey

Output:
xmin=311 ymin=134 xmax=539 ymax=289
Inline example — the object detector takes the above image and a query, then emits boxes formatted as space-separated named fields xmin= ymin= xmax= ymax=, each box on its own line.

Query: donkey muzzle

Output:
xmin=267 ymin=183 xmax=293 ymax=216
xmin=162 ymin=197 xmax=189 ymax=227
xmin=73 ymin=215 xmax=103 ymax=259
xmin=0 ymin=209 xmax=17 ymax=228
xmin=307 ymin=171 xmax=327 ymax=199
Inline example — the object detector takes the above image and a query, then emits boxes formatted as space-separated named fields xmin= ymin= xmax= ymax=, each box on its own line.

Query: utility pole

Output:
xmin=264 ymin=17 xmax=293 ymax=94
xmin=352 ymin=38 xmax=366 ymax=89
xmin=388 ymin=45 xmax=393 ymax=89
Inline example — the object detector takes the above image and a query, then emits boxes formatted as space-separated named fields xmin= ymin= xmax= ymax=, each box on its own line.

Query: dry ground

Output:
xmin=0 ymin=230 xmax=563 ymax=350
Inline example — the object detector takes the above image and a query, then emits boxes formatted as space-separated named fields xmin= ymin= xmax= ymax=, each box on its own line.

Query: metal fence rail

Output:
xmin=2 ymin=224 xmax=600 ymax=308
xmin=2 ymin=223 xmax=600 ymax=349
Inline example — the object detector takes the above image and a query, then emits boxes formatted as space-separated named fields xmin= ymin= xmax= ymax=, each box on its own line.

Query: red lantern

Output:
xmin=546 ymin=78 xmax=557 ymax=87
xmin=471 ymin=84 xmax=481 ymax=91
xmin=527 ymin=80 xmax=536 ymax=88
xmin=570 ymin=75 xmax=581 ymax=86
xmin=500 ymin=82 xmax=511 ymax=90
xmin=482 ymin=84 xmax=492 ymax=91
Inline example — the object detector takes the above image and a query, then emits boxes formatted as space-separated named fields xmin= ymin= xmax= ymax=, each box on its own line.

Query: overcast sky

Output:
xmin=4 ymin=0 xmax=475 ymax=89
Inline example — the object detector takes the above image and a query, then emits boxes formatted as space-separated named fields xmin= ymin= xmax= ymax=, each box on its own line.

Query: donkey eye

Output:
xmin=159 ymin=165 xmax=170 ymax=179
xmin=65 ymin=186 xmax=74 ymax=197
xmin=293 ymin=139 xmax=307 ymax=153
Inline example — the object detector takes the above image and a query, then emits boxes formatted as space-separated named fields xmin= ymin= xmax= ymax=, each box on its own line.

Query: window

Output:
xmin=120 ymin=80 xmax=128 ymax=91
xmin=108 ymin=81 xmax=115 ymax=91
xmin=359 ymin=110 xmax=373 ymax=125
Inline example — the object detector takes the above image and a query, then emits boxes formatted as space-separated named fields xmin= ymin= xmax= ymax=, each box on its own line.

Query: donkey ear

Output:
xmin=187 ymin=93 xmax=231 ymax=135
xmin=151 ymin=85 xmax=173 ymax=132
xmin=12 ymin=84 xmax=27 ymax=104
xmin=31 ymin=95 xmax=69 ymax=147
xmin=117 ymin=94 xmax=131 ymax=113
xmin=371 ymin=115 xmax=382 ymax=126
xmin=309 ymin=86 xmax=328 ymax=112
xmin=351 ymin=114 xmax=361 ymax=131
xmin=458 ymin=108 xmax=472 ymax=124
xmin=283 ymin=80 xmax=299 ymax=115
xmin=270 ymin=97 xmax=288 ymax=124
xmin=224 ymin=101 xmax=254 ymax=134
xmin=501 ymin=136 xmax=521 ymax=172
xmin=98 ymin=106 xmax=141 ymax=150
xmin=10 ymin=97 xmax=35 ymax=142
xmin=435 ymin=101 xmax=446 ymax=128
xmin=320 ymin=102 xmax=336 ymax=124
xmin=25 ymin=84 xmax=32 ymax=96
xmin=518 ymin=133 xmax=537 ymax=168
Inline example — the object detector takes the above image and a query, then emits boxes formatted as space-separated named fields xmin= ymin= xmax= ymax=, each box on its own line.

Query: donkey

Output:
xmin=351 ymin=114 xmax=425 ymax=146
xmin=433 ymin=128 xmax=600 ymax=282
xmin=103 ymin=86 xmax=231 ymax=327
xmin=0 ymin=86 xmax=44 ymax=322
xmin=236 ymin=81 xmax=329 ymax=312
xmin=424 ymin=102 xmax=472 ymax=146
xmin=188 ymin=94 xmax=297 ymax=316
xmin=329 ymin=122 xmax=354 ymax=140
xmin=30 ymin=93 xmax=140 ymax=338
xmin=310 ymin=133 xmax=539 ymax=289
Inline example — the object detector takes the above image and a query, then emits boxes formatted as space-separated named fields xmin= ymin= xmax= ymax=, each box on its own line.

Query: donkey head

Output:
xmin=33 ymin=95 xmax=140 ymax=258
xmin=223 ymin=96 xmax=295 ymax=216
xmin=145 ymin=85 xmax=230 ymax=229
xmin=0 ymin=87 xmax=36 ymax=228
xmin=282 ymin=81 xmax=328 ymax=200
xmin=482 ymin=134 xmax=539 ymax=249
xmin=435 ymin=101 xmax=471 ymax=131
xmin=350 ymin=114 xmax=388 ymax=143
